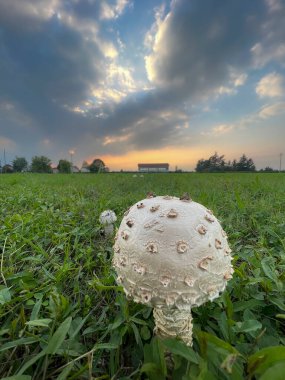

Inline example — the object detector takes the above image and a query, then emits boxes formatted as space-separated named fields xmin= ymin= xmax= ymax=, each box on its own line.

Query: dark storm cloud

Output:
xmin=0 ymin=3 xmax=104 ymax=126
xmin=88 ymin=88 xmax=191 ymax=153
xmin=64 ymin=0 xmax=102 ymax=21
xmin=146 ymin=0 xmax=267 ymax=95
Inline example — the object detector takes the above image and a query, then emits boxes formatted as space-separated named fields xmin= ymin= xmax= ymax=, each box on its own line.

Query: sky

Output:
xmin=0 ymin=0 xmax=285 ymax=171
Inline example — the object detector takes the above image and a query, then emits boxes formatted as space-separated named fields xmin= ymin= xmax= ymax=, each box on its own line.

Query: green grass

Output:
xmin=0 ymin=172 xmax=284 ymax=379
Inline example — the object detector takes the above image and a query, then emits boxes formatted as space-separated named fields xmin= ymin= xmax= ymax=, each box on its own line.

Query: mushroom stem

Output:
xmin=104 ymin=224 xmax=114 ymax=235
xmin=153 ymin=307 xmax=193 ymax=346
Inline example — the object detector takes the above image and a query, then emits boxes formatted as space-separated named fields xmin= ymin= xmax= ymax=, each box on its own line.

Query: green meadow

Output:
xmin=0 ymin=173 xmax=285 ymax=379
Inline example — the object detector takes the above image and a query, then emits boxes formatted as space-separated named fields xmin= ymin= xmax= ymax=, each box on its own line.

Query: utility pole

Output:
xmin=3 ymin=149 xmax=6 ymax=166
xmin=280 ymin=153 xmax=283 ymax=172
xmin=69 ymin=149 xmax=74 ymax=165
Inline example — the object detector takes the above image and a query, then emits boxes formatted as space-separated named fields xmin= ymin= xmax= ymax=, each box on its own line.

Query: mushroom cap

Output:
xmin=99 ymin=210 xmax=117 ymax=225
xmin=112 ymin=196 xmax=233 ymax=311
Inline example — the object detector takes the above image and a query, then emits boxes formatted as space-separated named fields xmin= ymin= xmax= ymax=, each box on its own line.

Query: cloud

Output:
xmin=144 ymin=4 xmax=166 ymax=49
xmin=100 ymin=0 xmax=130 ymax=20
xmin=0 ymin=0 xmax=60 ymax=24
xmin=259 ymin=102 xmax=285 ymax=118
xmin=265 ymin=0 xmax=283 ymax=13
xmin=201 ymin=123 xmax=234 ymax=137
xmin=232 ymin=72 xmax=248 ymax=87
xmin=145 ymin=0 xmax=266 ymax=100
xmin=212 ymin=124 xmax=234 ymax=134
xmin=0 ymin=136 xmax=17 ymax=152
xmin=251 ymin=0 xmax=285 ymax=67
xmin=202 ymin=100 xmax=285 ymax=138
xmin=90 ymin=103 xmax=192 ymax=155
xmin=256 ymin=72 xmax=284 ymax=97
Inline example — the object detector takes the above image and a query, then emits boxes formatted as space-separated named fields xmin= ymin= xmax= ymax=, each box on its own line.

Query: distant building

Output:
xmin=2 ymin=164 xmax=13 ymax=173
xmin=138 ymin=163 xmax=169 ymax=172
xmin=71 ymin=165 xmax=80 ymax=173
xmin=80 ymin=167 xmax=90 ymax=173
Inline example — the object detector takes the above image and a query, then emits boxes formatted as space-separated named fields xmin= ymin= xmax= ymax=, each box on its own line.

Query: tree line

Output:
xmin=195 ymin=152 xmax=256 ymax=172
xmin=0 ymin=152 xmax=280 ymax=173
xmin=1 ymin=156 xmax=106 ymax=173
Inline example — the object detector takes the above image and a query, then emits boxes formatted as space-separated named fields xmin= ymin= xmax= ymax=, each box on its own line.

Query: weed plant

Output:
xmin=0 ymin=173 xmax=284 ymax=379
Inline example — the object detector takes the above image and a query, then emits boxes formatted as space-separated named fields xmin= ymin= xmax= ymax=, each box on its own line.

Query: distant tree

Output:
xmin=260 ymin=166 xmax=275 ymax=172
xmin=195 ymin=153 xmax=256 ymax=173
xmin=89 ymin=158 xmax=105 ymax=173
xmin=231 ymin=159 xmax=238 ymax=171
xmin=31 ymin=156 xmax=52 ymax=173
xmin=12 ymin=156 xmax=28 ymax=172
xmin=236 ymin=154 xmax=256 ymax=172
xmin=195 ymin=152 xmax=226 ymax=172
xmin=57 ymin=159 xmax=71 ymax=173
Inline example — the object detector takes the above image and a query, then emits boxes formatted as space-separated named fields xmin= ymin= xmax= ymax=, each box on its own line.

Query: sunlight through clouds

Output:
xmin=256 ymin=72 xmax=284 ymax=98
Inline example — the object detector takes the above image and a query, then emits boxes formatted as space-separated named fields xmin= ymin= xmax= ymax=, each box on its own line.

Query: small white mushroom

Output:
xmin=112 ymin=195 xmax=233 ymax=346
xmin=99 ymin=210 xmax=117 ymax=236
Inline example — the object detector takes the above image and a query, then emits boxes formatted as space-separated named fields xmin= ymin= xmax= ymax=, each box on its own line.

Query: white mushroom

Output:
xmin=112 ymin=195 xmax=233 ymax=346
xmin=99 ymin=210 xmax=117 ymax=235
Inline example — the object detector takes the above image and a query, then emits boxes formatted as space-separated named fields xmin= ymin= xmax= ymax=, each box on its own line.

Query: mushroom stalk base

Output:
xmin=153 ymin=307 xmax=193 ymax=346
xmin=104 ymin=224 xmax=114 ymax=235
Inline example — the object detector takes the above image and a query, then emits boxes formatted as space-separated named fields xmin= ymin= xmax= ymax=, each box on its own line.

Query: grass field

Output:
xmin=0 ymin=173 xmax=285 ymax=379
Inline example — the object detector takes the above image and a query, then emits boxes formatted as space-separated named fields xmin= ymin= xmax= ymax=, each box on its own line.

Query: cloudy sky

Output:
xmin=0 ymin=0 xmax=285 ymax=170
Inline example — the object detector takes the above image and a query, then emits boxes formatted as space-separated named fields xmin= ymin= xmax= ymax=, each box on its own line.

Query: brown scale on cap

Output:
xmin=205 ymin=214 xmax=215 ymax=223
xmin=215 ymin=239 xmax=222 ymax=249
xmin=184 ymin=276 xmax=195 ymax=287
xmin=224 ymin=247 xmax=232 ymax=256
xmin=167 ymin=209 xmax=178 ymax=218
xmin=160 ymin=276 xmax=171 ymax=287
xmin=146 ymin=241 xmax=158 ymax=254
xmin=144 ymin=219 xmax=159 ymax=229
xmin=113 ymin=245 xmax=120 ymax=254
xmin=118 ymin=256 xmax=127 ymax=267
xmin=147 ymin=191 xmax=156 ymax=198
xmin=141 ymin=290 xmax=152 ymax=303
xmin=150 ymin=205 xmax=160 ymax=212
xmin=198 ymin=255 xmax=214 ymax=270
xmin=177 ymin=241 xmax=189 ymax=253
xmin=197 ymin=225 xmax=207 ymax=235
xmin=116 ymin=275 xmax=123 ymax=284
xmin=133 ymin=263 xmax=146 ymax=275
xmin=224 ymin=271 xmax=233 ymax=280
xmin=137 ymin=202 xmax=145 ymax=209
xmin=126 ymin=219 xmax=134 ymax=227
xmin=121 ymin=231 xmax=129 ymax=240
xmin=180 ymin=192 xmax=192 ymax=202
